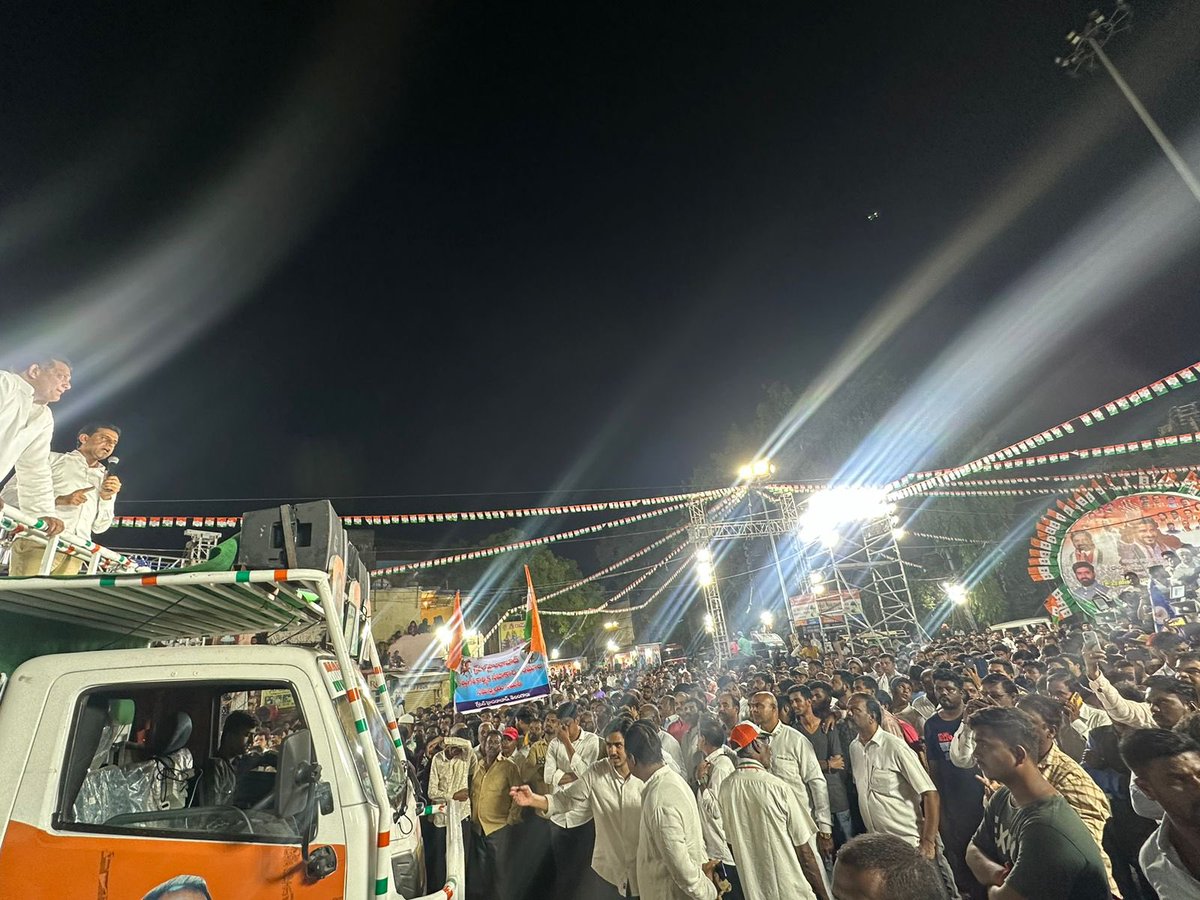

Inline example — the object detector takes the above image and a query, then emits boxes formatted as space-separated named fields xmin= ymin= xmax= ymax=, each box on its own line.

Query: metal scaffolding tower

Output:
xmin=689 ymin=498 xmax=731 ymax=660
xmin=688 ymin=487 xmax=926 ymax=659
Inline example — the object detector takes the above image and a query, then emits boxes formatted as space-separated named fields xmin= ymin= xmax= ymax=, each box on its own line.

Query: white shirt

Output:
xmin=949 ymin=719 xmax=977 ymax=769
xmin=695 ymin=749 xmax=735 ymax=866
xmin=427 ymin=749 xmax=473 ymax=824
xmin=848 ymin=726 xmax=935 ymax=845
xmin=1087 ymin=672 xmax=1155 ymax=729
xmin=0 ymin=371 xmax=55 ymax=518
xmin=543 ymin=730 xmax=602 ymax=828
xmin=760 ymin=720 xmax=831 ymax=831
xmin=718 ymin=759 xmax=818 ymax=900
xmin=548 ymin=758 xmax=643 ymax=894
xmin=659 ymin=728 xmax=686 ymax=775
xmin=1140 ymin=818 xmax=1200 ymax=899
xmin=637 ymin=765 xmax=717 ymax=900
xmin=1 ymin=450 xmax=115 ymax=536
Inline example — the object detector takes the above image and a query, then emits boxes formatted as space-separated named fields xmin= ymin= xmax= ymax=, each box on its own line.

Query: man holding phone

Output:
xmin=543 ymin=701 xmax=602 ymax=899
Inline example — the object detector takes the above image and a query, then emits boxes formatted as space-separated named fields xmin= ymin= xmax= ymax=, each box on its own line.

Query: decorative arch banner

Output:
xmin=1028 ymin=469 xmax=1200 ymax=618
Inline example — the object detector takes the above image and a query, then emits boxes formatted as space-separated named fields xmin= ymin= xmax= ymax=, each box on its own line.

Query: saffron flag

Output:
xmin=523 ymin=565 xmax=547 ymax=657
xmin=446 ymin=591 xmax=465 ymax=690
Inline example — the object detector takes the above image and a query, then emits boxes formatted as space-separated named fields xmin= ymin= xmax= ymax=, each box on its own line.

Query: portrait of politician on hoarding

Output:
xmin=1059 ymin=493 xmax=1200 ymax=612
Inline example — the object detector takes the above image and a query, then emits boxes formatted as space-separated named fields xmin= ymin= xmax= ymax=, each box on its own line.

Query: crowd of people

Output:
xmin=0 ymin=355 xmax=123 ymax=575
xmin=395 ymin=617 xmax=1200 ymax=900
xmin=7 ymin=355 xmax=1200 ymax=898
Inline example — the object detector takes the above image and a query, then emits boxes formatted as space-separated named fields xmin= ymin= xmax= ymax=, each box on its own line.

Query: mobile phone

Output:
xmin=1082 ymin=631 xmax=1102 ymax=653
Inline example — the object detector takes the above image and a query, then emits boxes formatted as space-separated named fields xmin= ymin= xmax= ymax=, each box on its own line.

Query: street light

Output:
xmin=760 ymin=610 xmax=774 ymax=628
xmin=550 ymin=647 xmax=561 ymax=660
xmin=1056 ymin=2 xmax=1200 ymax=205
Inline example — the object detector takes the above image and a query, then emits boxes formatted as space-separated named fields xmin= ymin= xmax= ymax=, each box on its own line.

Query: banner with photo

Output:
xmin=789 ymin=590 xmax=863 ymax=627
xmin=1057 ymin=492 xmax=1200 ymax=618
xmin=498 ymin=620 xmax=527 ymax=652
xmin=452 ymin=645 xmax=551 ymax=713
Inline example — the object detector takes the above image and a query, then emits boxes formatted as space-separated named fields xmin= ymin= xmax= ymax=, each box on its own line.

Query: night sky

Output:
xmin=3 ymin=3 xmax=1199 ymax=547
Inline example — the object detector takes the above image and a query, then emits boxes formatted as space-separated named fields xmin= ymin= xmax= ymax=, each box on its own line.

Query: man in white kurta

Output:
xmin=0 ymin=361 xmax=71 ymax=533
xmin=626 ymin=720 xmax=716 ymax=900
xmin=718 ymin=722 xmax=825 ymax=900
xmin=511 ymin=720 xmax=644 ymax=897
xmin=747 ymin=692 xmax=832 ymax=840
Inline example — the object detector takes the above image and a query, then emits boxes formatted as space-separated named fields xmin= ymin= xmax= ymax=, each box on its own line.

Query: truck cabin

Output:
xmin=60 ymin=680 xmax=317 ymax=841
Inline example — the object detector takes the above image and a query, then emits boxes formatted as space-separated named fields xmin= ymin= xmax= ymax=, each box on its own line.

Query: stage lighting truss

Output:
xmin=688 ymin=487 xmax=926 ymax=660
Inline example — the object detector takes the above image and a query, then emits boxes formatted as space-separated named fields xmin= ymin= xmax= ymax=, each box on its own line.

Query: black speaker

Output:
xmin=238 ymin=500 xmax=347 ymax=571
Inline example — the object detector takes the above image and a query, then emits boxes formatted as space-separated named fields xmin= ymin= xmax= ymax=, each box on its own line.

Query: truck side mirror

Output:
xmin=276 ymin=729 xmax=318 ymax=822
xmin=276 ymin=729 xmax=337 ymax=882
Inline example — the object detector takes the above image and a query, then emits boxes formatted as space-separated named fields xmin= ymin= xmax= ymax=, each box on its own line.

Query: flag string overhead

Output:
xmin=106 ymin=487 xmax=740 ymax=530
xmin=888 ymin=362 xmax=1200 ymax=498
xmin=372 ymin=501 xmax=692 ymax=575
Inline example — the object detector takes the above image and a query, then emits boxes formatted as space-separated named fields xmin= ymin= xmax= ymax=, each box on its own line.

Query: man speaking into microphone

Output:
xmin=2 ymin=423 xmax=123 ymax=575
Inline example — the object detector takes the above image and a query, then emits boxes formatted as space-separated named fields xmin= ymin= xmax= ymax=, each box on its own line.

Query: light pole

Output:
xmin=1057 ymin=2 xmax=1200 ymax=205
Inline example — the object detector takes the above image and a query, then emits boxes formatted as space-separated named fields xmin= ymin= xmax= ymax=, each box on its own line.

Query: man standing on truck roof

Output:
xmin=2 ymin=422 xmax=122 ymax=576
xmin=0 ymin=355 xmax=71 ymax=544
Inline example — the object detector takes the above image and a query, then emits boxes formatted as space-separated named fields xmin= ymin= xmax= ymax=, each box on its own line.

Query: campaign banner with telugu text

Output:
xmin=453 ymin=644 xmax=551 ymax=713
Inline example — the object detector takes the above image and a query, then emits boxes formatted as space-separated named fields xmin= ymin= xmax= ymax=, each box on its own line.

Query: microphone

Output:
xmin=105 ymin=456 xmax=120 ymax=471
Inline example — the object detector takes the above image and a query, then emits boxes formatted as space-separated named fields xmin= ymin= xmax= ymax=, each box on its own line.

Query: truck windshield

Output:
xmin=332 ymin=671 xmax=406 ymax=810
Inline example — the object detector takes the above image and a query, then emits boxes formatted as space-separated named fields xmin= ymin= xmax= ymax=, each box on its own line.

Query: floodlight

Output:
xmin=738 ymin=458 xmax=776 ymax=481
xmin=606 ymin=639 xmax=619 ymax=652
xmin=943 ymin=582 xmax=969 ymax=605
xmin=759 ymin=611 xmax=774 ymax=627
xmin=435 ymin=626 xmax=449 ymax=645
xmin=808 ymin=570 xmax=824 ymax=586
xmin=703 ymin=613 xmax=715 ymax=633
xmin=799 ymin=485 xmax=891 ymax=542
xmin=892 ymin=528 xmax=906 ymax=540
xmin=694 ymin=547 xmax=713 ymax=564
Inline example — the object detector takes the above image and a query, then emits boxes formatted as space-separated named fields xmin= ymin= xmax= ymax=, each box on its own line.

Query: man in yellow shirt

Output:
xmin=469 ymin=730 xmax=524 ymax=900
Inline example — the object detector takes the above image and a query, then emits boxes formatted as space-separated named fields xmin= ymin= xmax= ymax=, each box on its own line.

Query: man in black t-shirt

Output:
xmin=966 ymin=707 xmax=1109 ymax=900
xmin=924 ymin=670 xmax=987 ymax=900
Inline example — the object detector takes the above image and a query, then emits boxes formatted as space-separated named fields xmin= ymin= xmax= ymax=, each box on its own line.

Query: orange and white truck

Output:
xmin=0 ymin=527 xmax=463 ymax=900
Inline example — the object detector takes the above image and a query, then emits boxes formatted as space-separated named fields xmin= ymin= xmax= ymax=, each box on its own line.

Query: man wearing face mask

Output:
xmin=512 ymin=715 xmax=644 ymax=899
xmin=0 ymin=356 xmax=72 ymax=546
xmin=3 ymin=422 xmax=122 ymax=576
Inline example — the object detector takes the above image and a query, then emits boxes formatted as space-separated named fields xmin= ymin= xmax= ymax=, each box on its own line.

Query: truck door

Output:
xmin=0 ymin=673 xmax=349 ymax=899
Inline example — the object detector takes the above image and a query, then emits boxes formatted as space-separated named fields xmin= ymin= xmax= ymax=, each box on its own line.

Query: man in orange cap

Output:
xmin=717 ymin=721 xmax=829 ymax=900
